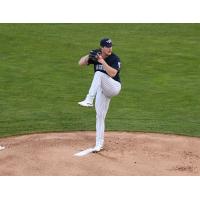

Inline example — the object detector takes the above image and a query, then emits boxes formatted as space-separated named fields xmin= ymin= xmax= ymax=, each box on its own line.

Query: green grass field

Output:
xmin=0 ymin=24 xmax=200 ymax=137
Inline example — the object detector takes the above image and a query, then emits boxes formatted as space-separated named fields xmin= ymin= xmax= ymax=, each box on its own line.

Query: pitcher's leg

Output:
xmin=78 ymin=71 xmax=102 ymax=107
xmin=101 ymin=73 xmax=121 ymax=98
xmin=94 ymin=88 xmax=110 ymax=151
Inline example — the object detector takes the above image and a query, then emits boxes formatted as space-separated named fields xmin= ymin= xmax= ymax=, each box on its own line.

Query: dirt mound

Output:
xmin=0 ymin=131 xmax=200 ymax=175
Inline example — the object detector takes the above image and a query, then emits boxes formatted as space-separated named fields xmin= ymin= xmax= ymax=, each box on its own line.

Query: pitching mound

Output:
xmin=0 ymin=131 xmax=200 ymax=175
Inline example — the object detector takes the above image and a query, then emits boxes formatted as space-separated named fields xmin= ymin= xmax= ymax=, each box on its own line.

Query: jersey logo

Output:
xmin=95 ymin=64 xmax=105 ymax=71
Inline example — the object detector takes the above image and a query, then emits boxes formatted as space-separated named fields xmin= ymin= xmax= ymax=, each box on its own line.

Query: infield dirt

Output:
xmin=0 ymin=132 xmax=200 ymax=175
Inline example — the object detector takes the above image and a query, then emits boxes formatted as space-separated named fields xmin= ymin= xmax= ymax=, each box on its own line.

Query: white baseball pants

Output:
xmin=86 ymin=71 xmax=121 ymax=147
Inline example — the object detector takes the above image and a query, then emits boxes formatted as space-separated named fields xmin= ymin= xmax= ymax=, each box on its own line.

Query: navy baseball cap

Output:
xmin=100 ymin=38 xmax=112 ymax=48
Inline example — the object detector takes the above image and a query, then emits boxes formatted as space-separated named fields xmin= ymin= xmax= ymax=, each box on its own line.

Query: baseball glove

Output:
xmin=88 ymin=49 xmax=101 ymax=62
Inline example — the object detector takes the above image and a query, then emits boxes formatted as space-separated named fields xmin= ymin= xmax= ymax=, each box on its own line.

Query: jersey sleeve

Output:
xmin=111 ymin=56 xmax=121 ymax=71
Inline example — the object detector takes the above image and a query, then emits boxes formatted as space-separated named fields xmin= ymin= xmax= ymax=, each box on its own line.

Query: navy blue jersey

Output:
xmin=88 ymin=53 xmax=121 ymax=83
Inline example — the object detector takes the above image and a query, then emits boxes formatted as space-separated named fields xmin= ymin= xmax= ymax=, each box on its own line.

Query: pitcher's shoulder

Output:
xmin=110 ymin=53 xmax=120 ymax=61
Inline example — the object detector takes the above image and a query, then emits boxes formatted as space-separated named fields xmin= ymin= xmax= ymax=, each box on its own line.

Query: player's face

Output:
xmin=102 ymin=46 xmax=112 ymax=56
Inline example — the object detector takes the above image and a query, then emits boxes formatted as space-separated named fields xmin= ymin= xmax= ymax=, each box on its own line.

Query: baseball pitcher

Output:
xmin=78 ymin=38 xmax=121 ymax=152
